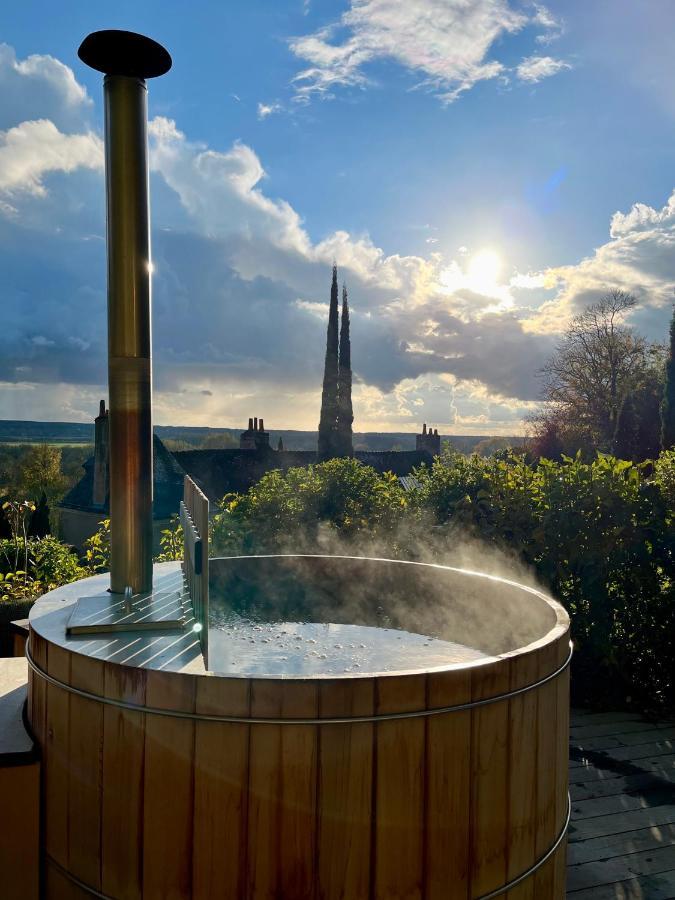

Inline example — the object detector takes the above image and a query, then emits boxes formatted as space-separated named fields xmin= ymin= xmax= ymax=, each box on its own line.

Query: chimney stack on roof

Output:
xmin=240 ymin=415 xmax=270 ymax=450
xmin=416 ymin=423 xmax=441 ymax=457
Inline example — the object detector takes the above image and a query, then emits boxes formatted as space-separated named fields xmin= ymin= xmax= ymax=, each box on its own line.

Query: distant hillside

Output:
xmin=0 ymin=420 xmax=525 ymax=455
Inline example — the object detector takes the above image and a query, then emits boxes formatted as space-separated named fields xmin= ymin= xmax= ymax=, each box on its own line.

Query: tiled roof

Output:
xmin=354 ymin=450 xmax=431 ymax=476
xmin=60 ymin=435 xmax=185 ymax=520
xmin=62 ymin=439 xmax=434 ymax=512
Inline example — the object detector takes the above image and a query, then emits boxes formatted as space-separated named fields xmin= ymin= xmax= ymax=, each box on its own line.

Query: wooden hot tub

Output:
xmin=27 ymin=556 xmax=570 ymax=899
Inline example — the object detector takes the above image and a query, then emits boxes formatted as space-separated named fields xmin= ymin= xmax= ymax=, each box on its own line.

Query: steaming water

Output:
xmin=209 ymin=608 xmax=490 ymax=677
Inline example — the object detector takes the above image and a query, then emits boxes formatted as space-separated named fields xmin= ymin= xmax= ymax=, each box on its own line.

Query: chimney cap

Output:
xmin=78 ymin=30 xmax=172 ymax=79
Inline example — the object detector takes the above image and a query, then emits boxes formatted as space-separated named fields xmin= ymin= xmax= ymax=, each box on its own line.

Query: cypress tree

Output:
xmin=336 ymin=283 xmax=354 ymax=457
xmin=662 ymin=305 xmax=675 ymax=449
xmin=317 ymin=264 xmax=340 ymax=461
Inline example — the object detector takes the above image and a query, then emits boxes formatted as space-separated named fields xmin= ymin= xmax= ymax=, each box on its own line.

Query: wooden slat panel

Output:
xmin=504 ymin=650 xmax=539 ymax=900
xmin=0 ymin=762 xmax=40 ymax=900
xmin=142 ymin=670 xmax=195 ymax=900
xmin=280 ymin=682 xmax=319 ymax=899
xmin=469 ymin=660 xmax=510 ymax=898
xmin=101 ymin=663 xmax=146 ymax=900
xmin=68 ymin=654 xmax=104 ymax=890
xmin=193 ymin=676 xmax=250 ymax=900
xmin=182 ymin=475 xmax=209 ymax=667
xmin=28 ymin=629 xmax=47 ymax=747
xmin=247 ymin=680 xmax=283 ymax=899
xmin=374 ymin=674 xmax=426 ymax=900
xmin=425 ymin=666 xmax=472 ymax=900
xmin=553 ymin=638 xmax=570 ymax=900
xmin=318 ymin=678 xmax=375 ymax=900
xmin=528 ymin=640 xmax=560 ymax=900
xmin=45 ymin=642 xmax=71 ymax=870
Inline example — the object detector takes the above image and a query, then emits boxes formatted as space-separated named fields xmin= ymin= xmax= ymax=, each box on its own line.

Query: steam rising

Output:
xmin=208 ymin=534 xmax=559 ymax=677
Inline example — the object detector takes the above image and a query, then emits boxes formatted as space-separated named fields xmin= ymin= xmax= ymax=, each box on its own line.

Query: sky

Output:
xmin=1 ymin=0 xmax=675 ymax=435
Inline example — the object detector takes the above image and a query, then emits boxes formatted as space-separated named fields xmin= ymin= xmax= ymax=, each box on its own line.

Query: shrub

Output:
xmin=211 ymin=457 xmax=408 ymax=555
xmin=29 ymin=536 xmax=85 ymax=587
xmin=653 ymin=449 xmax=675 ymax=509
xmin=83 ymin=518 xmax=111 ymax=574
xmin=155 ymin=515 xmax=184 ymax=562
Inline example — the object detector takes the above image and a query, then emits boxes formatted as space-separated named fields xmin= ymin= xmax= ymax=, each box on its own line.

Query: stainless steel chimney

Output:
xmin=79 ymin=31 xmax=172 ymax=594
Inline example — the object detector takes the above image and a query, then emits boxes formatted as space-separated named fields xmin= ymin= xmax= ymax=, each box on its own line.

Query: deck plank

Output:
xmin=567 ymin=709 xmax=675 ymax=899
xmin=568 ymin=871 xmax=675 ymax=899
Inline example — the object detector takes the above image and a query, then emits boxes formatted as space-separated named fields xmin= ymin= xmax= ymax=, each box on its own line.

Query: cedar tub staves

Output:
xmin=27 ymin=556 xmax=570 ymax=900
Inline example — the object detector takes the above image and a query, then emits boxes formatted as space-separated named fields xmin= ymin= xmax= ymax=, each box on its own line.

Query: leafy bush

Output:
xmin=30 ymin=536 xmax=85 ymax=586
xmin=0 ymin=534 xmax=85 ymax=601
xmin=654 ymin=449 xmax=675 ymax=509
xmin=211 ymin=457 xmax=408 ymax=555
xmin=155 ymin=515 xmax=183 ymax=562
xmin=83 ymin=518 xmax=111 ymax=574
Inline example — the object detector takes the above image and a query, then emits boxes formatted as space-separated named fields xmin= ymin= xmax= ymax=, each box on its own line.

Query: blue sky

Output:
xmin=1 ymin=0 xmax=675 ymax=434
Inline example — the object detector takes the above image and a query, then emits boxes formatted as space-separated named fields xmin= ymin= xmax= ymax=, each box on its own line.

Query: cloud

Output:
xmin=0 ymin=44 xmax=92 ymax=132
xmin=149 ymin=117 xmax=312 ymax=257
xmin=290 ymin=0 xmax=528 ymax=104
xmin=257 ymin=101 xmax=282 ymax=119
xmin=533 ymin=5 xmax=565 ymax=44
xmin=0 ymin=106 xmax=553 ymax=426
xmin=516 ymin=55 xmax=571 ymax=83
xmin=523 ymin=190 xmax=675 ymax=337
xmin=0 ymin=119 xmax=102 ymax=196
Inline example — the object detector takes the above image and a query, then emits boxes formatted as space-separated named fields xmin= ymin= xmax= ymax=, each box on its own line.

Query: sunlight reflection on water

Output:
xmin=209 ymin=609 xmax=488 ymax=677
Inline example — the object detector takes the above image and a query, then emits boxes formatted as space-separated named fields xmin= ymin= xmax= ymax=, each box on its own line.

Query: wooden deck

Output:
xmin=567 ymin=708 xmax=675 ymax=898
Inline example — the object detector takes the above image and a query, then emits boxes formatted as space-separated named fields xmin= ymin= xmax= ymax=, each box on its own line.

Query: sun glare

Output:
xmin=467 ymin=249 xmax=502 ymax=293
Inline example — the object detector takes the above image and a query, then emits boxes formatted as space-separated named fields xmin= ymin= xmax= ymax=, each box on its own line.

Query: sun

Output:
xmin=466 ymin=249 xmax=502 ymax=293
